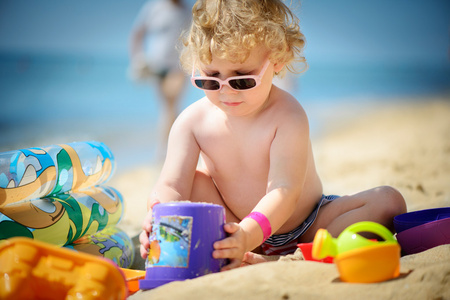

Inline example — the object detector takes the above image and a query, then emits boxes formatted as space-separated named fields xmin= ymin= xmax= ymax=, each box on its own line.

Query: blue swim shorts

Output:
xmin=261 ymin=194 xmax=340 ymax=256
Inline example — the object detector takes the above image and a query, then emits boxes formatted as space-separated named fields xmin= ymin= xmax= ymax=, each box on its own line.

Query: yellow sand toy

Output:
xmin=312 ymin=221 xmax=401 ymax=283
xmin=0 ymin=237 xmax=128 ymax=300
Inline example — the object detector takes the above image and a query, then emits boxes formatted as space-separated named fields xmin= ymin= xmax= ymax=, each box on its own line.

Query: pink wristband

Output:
xmin=244 ymin=212 xmax=272 ymax=242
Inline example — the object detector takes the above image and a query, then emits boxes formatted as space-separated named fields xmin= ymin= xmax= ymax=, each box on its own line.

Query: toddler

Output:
xmin=140 ymin=0 xmax=406 ymax=271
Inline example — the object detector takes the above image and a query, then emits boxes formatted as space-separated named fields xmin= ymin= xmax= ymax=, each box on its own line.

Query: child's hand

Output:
xmin=140 ymin=198 xmax=161 ymax=260
xmin=212 ymin=222 xmax=248 ymax=271
xmin=139 ymin=198 xmax=161 ymax=259
xmin=139 ymin=208 xmax=154 ymax=259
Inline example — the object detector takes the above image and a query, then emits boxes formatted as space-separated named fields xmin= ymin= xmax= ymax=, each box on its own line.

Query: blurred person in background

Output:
xmin=129 ymin=0 xmax=191 ymax=161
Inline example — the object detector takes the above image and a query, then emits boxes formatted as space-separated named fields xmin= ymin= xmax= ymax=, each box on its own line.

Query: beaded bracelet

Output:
xmin=244 ymin=211 xmax=272 ymax=243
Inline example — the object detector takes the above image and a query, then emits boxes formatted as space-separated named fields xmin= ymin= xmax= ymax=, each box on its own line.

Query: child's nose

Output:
xmin=219 ymin=83 xmax=238 ymax=94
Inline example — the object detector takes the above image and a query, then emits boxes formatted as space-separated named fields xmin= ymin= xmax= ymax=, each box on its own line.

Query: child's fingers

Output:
xmin=141 ymin=210 xmax=154 ymax=232
xmin=213 ymin=223 xmax=240 ymax=250
xmin=139 ymin=230 xmax=150 ymax=259
xmin=212 ymin=247 xmax=238 ymax=259
xmin=142 ymin=223 xmax=152 ymax=233
xmin=212 ymin=222 xmax=246 ymax=270
xmin=139 ymin=230 xmax=150 ymax=246
xmin=140 ymin=244 xmax=149 ymax=259
xmin=221 ymin=258 xmax=242 ymax=271
xmin=223 ymin=222 xmax=240 ymax=234
xmin=140 ymin=198 xmax=159 ymax=260
xmin=213 ymin=235 xmax=237 ymax=251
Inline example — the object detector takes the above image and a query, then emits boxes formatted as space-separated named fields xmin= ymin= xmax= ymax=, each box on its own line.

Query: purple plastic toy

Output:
xmin=394 ymin=207 xmax=450 ymax=233
xmin=139 ymin=202 xmax=226 ymax=289
xmin=396 ymin=217 xmax=450 ymax=255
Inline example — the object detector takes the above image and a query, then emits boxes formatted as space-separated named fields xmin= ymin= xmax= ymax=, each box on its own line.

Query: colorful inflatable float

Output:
xmin=0 ymin=141 xmax=134 ymax=268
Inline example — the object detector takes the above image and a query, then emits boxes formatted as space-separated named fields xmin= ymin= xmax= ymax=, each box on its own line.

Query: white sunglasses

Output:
xmin=191 ymin=60 xmax=270 ymax=91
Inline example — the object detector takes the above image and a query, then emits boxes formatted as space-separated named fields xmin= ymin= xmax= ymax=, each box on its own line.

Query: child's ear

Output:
xmin=273 ymin=61 xmax=286 ymax=73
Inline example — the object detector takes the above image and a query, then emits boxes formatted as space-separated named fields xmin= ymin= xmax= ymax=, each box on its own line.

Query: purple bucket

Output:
xmin=139 ymin=202 xmax=227 ymax=290
xmin=394 ymin=207 xmax=450 ymax=233
xmin=396 ymin=217 xmax=450 ymax=255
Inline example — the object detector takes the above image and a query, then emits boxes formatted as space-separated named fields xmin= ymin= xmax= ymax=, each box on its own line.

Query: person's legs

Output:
xmin=156 ymin=70 xmax=186 ymax=161
xmin=160 ymin=71 xmax=185 ymax=137
xmin=242 ymin=186 xmax=406 ymax=266
xmin=241 ymin=186 xmax=406 ymax=266
xmin=189 ymin=169 xmax=241 ymax=223
xmin=299 ymin=186 xmax=407 ymax=243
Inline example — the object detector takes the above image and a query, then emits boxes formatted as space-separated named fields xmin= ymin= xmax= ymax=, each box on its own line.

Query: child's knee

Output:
xmin=376 ymin=185 xmax=407 ymax=218
xmin=191 ymin=170 xmax=219 ymax=202
xmin=193 ymin=170 xmax=215 ymax=191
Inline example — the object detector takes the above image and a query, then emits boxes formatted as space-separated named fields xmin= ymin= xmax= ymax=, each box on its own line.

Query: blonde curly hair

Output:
xmin=180 ymin=0 xmax=307 ymax=77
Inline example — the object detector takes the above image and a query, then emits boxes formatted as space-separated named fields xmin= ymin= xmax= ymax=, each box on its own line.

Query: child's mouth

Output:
xmin=223 ymin=102 xmax=242 ymax=107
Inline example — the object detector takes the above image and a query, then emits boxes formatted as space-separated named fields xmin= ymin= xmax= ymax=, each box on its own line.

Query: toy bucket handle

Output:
xmin=345 ymin=221 xmax=396 ymax=243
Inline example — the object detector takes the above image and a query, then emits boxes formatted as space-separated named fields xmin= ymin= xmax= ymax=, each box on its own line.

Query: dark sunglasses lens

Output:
xmin=195 ymin=79 xmax=220 ymax=90
xmin=229 ymin=79 xmax=257 ymax=90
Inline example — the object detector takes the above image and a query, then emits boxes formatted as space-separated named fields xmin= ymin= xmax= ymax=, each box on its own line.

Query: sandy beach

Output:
xmin=110 ymin=95 xmax=450 ymax=299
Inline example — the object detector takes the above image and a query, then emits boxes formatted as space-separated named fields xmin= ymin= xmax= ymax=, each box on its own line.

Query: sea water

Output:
xmin=0 ymin=53 xmax=448 ymax=171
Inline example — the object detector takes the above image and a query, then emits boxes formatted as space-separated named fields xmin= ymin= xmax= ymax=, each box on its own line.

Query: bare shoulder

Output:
xmin=165 ymin=98 xmax=213 ymax=160
xmin=268 ymin=86 xmax=309 ymax=129
xmin=172 ymin=97 xmax=211 ymax=128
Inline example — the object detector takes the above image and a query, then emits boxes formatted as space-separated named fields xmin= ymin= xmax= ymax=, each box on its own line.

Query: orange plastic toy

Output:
xmin=333 ymin=243 xmax=400 ymax=283
xmin=312 ymin=221 xmax=401 ymax=283
xmin=0 ymin=237 xmax=128 ymax=300
xmin=120 ymin=268 xmax=146 ymax=295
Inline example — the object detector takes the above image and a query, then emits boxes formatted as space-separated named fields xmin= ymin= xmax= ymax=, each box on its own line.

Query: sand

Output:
xmin=110 ymin=96 xmax=450 ymax=299
xmin=131 ymin=245 xmax=450 ymax=300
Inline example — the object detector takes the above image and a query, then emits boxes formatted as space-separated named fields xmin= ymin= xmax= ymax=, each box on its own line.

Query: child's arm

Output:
xmin=150 ymin=106 xmax=201 ymax=204
xmin=213 ymin=102 xmax=310 ymax=269
xmin=140 ymin=105 xmax=201 ymax=258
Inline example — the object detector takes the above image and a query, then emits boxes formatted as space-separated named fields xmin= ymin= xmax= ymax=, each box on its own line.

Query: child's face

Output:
xmin=195 ymin=46 xmax=282 ymax=117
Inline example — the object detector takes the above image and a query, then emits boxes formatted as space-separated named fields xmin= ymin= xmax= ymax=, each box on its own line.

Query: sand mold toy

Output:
xmin=0 ymin=237 xmax=127 ymax=300
xmin=0 ymin=141 xmax=115 ymax=206
xmin=312 ymin=221 xmax=401 ymax=283
xmin=140 ymin=202 xmax=227 ymax=289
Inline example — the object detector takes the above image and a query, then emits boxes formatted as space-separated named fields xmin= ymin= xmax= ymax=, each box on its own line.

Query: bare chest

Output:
xmin=198 ymin=127 xmax=273 ymax=216
xmin=199 ymin=121 xmax=274 ymax=174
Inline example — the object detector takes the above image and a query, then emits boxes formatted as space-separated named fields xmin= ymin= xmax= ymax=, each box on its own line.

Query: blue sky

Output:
xmin=0 ymin=0 xmax=448 ymax=65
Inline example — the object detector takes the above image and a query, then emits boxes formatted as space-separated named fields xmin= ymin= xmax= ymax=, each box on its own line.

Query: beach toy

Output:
xmin=139 ymin=202 xmax=227 ymax=289
xmin=393 ymin=207 xmax=450 ymax=233
xmin=312 ymin=221 xmax=401 ymax=283
xmin=396 ymin=217 xmax=450 ymax=255
xmin=67 ymin=226 xmax=134 ymax=268
xmin=297 ymin=243 xmax=333 ymax=263
xmin=120 ymin=268 xmax=146 ymax=295
xmin=0 ymin=141 xmax=115 ymax=206
xmin=0 ymin=237 xmax=127 ymax=300
xmin=0 ymin=185 xmax=124 ymax=247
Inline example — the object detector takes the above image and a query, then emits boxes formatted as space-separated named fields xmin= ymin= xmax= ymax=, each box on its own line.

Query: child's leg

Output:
xmin=299 ymin=186 xmax=407 ymax=242
xmin=189 ymin=169 xmax=241 ymax=223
